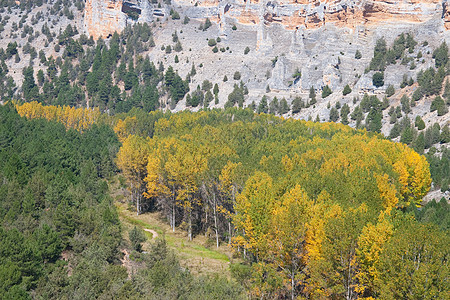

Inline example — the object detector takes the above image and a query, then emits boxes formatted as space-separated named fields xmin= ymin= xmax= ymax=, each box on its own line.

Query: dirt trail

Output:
xmin=120 ymin=249 xmax=133 ymax=279
xmin=143 ymin=228 xmax=159 ymax=239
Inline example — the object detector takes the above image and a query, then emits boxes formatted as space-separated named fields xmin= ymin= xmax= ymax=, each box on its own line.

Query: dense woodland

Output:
xmin=0 ymin=103 xmax=245 ymax=299
xmin=4 ymin=102 xmax=448 ymax=299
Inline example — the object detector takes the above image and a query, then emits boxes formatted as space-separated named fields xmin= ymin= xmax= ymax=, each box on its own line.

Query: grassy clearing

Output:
xmin=115 ymin=200 xmax=234 ymax=276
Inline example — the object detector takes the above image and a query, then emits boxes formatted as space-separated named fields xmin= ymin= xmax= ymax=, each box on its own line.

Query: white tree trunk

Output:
xmin=213 ymin=193 xmax=219 ymax=248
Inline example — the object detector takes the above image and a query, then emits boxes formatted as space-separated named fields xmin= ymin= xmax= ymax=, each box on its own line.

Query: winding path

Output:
xmin=143 ymin=228 xmax=159 ymax=239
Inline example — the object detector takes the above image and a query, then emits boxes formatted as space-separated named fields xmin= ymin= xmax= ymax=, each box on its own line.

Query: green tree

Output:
xmin=376 ymin=221 xmax=449 ymax=299
xmin=278 ymin=98 xmax=289 ymax=115
xmin=432 ymin=42 xmax=449 ymax=68
xmin=257 ymin=96 xmax=268 ymax=113
xmin=309 ymin=87 xmax=316 ymax=105
xmin=269 ymin=97 xmax=279 ymax=115
xmin=343 ymin=84 xmax=352 ymax=96
xmin=322 ymin=85 xmax=332 ymax=98
xmin=22 ymin=66 xmax=39 ymax=101
xmin=329 ymin=107 xmax=339 ymax=122
xmin=129 ymin=226 xmax=147 ymax=252
xmin=291 ymin=97 xmax=303 ymax=114
xmin=415 ymin=116 xmax=425 ymax=130
xmin=340 ymin=103 xmax=350 ymax=125
xmin=372 ymin=72 xmax=384 ymax=87
xmin=386 ymin=84 xmax=395 ymax=97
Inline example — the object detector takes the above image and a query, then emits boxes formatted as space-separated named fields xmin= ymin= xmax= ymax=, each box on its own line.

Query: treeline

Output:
xmin=112 ymin=108 xmax=448 ymax=299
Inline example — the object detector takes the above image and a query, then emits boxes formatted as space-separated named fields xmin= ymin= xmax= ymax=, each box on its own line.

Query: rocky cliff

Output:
xmin=84 ymin=0 xmax=449 ymax=39
xmin=84 ymin=0 xmax=127 ymax=40
xmin=176 ymin=0 xmax=445 ymax=31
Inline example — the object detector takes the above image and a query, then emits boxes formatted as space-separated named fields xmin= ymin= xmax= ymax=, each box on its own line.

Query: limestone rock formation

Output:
xmin=84 ymin=1 xmax=449 ymax=39
xmin=175 ymin=0 xmax=445 ymax=31
xmin=84 ymin=0 xmax=127 ymax=39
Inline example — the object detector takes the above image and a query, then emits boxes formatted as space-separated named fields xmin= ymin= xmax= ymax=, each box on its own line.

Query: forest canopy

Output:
xmin=9 ymin=103 xmax=448 ymax=299
xmin=112 ymin=109 xmax=443 ymax=299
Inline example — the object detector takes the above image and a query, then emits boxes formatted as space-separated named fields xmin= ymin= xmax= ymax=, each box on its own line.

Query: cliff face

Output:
xmin=84 ymin=0 xmax=127 ymax=40
xmin=444 ymin=1 xmax=450 ymax=29
xmin=175 ymin=0 xmax=445 ymax=30
xmin=84 ymin=0 xmax=448 ymax=39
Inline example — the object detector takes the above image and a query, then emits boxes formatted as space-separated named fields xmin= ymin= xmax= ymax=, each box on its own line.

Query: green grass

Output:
xmin=116 ymin=202 xmax=230 ymax=263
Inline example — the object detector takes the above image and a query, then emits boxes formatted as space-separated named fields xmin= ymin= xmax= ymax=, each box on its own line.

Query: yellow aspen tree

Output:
xmin=158 ymin=136 xmax=207 ymax=239
xmin=393 ymin=149 xmax=431 ymax=208
xmin=116 ymin=134 xmax=151 ymax=215
xmin=113 ymin=116 xmax=138 ymax=142
xmin=15 ymin=102 xmax=100 ymax=131
xmin=219 ymin=161 xmax=242 ymax=244
xmin=375 ymin=173 xmax=399 ymax=213
xmin=356 ymin=213 xmax=393 ymax=296
xmin=268 ymin=185 xmax=312 ymax=300
xmin=233 ymin=171 xmax=275 ymax=259
xmin=304 ymin=191 xmax=342 ymax=298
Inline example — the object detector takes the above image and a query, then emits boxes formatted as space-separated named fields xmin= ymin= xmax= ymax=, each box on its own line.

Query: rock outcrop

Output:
xmin=84 ymin=0 xmax=127 ymax=40
xmin=84 ymin=1 xmax=449 ymax=39
xmin=175 ymin=0 xmax=445 ymax=31
xmin=444 ymin=1 xmax=450 ymax=29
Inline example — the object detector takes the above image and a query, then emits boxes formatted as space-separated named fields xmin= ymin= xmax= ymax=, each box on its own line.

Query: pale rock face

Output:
xmin=84 ymin=0 xmax=127 ymax=40
xmin=83 ymin=0 xmax=449 ymax=40
xmin=174 ymin=0 xmax=445 ymax=30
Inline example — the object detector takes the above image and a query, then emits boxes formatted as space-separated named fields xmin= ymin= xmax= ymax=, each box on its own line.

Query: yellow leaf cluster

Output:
xmin=16 ymin=101 xmax=100 ymax=131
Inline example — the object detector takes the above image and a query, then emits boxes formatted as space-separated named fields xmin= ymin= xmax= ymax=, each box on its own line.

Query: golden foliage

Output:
xmin=16 ymin=101 xmax=100 ymax=131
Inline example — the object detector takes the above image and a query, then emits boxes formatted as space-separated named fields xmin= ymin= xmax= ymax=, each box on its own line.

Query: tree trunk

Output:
xmin=228 ymin=221 xmax=232 ymax=244
xmin=136 ymin=191 xmax=140 ymax=216
xmin=188 ymin=208 xmax=192 ymax=241
xmin=205 ymin=209 xmax=208 ymax=236
xmin=213 ymin=193 xmax=219 ymax=248
xmin=172 ymin=202 xmax=175 ymax=232
xmin=172 ymin=185 xmax=176 ymax=232
xmin=291 ymin=271 xmax=295 ymax=300
xmin=243 ymin=229 xmax=247 ymax=258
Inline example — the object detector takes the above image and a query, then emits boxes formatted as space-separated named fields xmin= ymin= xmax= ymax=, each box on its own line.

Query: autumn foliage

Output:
xmin=108 ymin=109 xmax=447 ymax=299
xmin=15 ymin=101 xmax=101 ymax=131
xmin=17 ymin=104 xmax=445 ymax=299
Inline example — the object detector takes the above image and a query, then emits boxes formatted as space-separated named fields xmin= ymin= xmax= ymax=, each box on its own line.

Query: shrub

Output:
xmin=373 ymin=72 xmax=384 ymax=87
xmin=322 ymin=85 xmax=332 ymax=98
xmin=343 ymin=84 xmax=352 ymax=96
xmin=415 ymin=116 xmax=425 ymax=130
xmin=208 ymin=39 xmax=217 ymax=47
xmin=386 ymin=84 xmax=395 ymax=97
